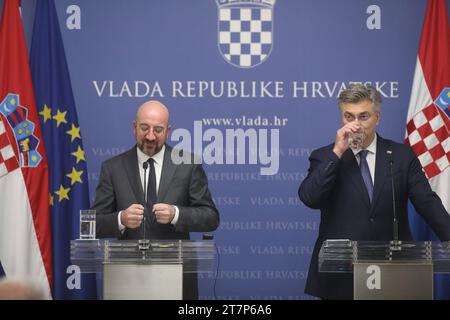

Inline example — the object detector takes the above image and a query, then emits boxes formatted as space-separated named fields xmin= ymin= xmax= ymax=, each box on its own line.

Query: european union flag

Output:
xmin=30 ymin=0 xmax=97 ymax=299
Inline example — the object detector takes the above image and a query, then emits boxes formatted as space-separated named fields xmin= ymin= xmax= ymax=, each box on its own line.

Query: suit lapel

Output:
xmin=123 ymin=146 xmax=145 ymax=205
xmin=370 ymin=136 xmax=390 ymax=214
xmin=158 ymin=145 xmax=177 ymax=201
xmin=341 ymin=149 xmax=371 ymax=207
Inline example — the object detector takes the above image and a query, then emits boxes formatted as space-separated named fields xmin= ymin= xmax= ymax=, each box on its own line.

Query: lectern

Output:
xmin=70 ymin=239 xmax=216 ymax=299
xmin=319 ymin=240 xmax=450 ymax=300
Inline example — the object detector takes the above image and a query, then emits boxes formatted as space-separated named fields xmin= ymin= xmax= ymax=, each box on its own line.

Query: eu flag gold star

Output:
xmin=66 ymin=124 xmax=81 ymax=142
xmin=66 ymin=167 xmax=83 ymax=185
xmin=55 ymin=184 xmax=70 ymax=202
xmin=39 ymin=104 xmax=52 ymax=124
xmin=53 ymin=109 xmax=68 ymax=127
xmin=71 ymin=145 xmax=86 ymax=163
xmin=49 ymin=193 xmax=54 ymax=206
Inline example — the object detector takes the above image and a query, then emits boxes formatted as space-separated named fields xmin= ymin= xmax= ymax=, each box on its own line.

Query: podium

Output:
xmin=319 ymin=240 xmax=450 ymax=300
xmin=70 ymin=239 xmax=216 ymax=299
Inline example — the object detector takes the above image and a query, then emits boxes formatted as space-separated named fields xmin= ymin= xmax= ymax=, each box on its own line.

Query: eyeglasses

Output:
xmin=137 ymin=123 xmax=166 ymax=135
xmin=343 ymin=112 xmax=375 ymax=122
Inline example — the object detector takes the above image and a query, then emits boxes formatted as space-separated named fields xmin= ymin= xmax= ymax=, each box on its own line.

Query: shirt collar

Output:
xmin=136 ymin=144 xmax=165 ymax=167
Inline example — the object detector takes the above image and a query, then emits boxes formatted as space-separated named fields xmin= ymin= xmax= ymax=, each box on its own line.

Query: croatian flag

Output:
xmin=405 ymin=0 xmax=450 ymax=299
xmin=0 ymin=0 xmax=52 ymax=298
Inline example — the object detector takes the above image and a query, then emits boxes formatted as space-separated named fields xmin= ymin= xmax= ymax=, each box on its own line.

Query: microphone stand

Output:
xmin=388 ymin=150 xmax=401 ymax=252
xmin=139 ymin=161 xmax=150 ymax=256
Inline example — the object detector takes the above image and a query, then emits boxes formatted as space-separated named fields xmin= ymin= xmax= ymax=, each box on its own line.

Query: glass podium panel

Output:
xmin=70 ymin=239 xmax=216 ymax=273
xmin=318 ymin=239 xmax=353 ymax=273
xmin=319 ymin=239 xmax=450 ymax=273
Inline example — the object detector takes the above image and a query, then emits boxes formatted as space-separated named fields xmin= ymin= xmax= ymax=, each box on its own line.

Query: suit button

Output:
xmin=369 ymin=218 xmax=374 ymax=223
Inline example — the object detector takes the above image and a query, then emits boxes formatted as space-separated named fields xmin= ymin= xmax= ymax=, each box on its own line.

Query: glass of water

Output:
xmin=79 ymin=209 xmax=96 ymax=240
xmin=348 ymin=127 xmax=365 ymax=150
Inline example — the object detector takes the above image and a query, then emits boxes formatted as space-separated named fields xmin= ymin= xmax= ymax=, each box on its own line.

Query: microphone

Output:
xmin=387 ymin=150 xmax=399 ymax=244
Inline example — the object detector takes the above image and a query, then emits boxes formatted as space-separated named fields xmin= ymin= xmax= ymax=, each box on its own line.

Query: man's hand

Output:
xmin=121 ymin=204 xmax=144 ymax=228
xmin=333 ymin=122 xmax=362 ymax=158
xmin=153 ymin=203 xmax=175 ymax=224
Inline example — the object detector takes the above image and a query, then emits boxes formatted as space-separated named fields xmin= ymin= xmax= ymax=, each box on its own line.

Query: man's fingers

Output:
xmin=127 ymin=204 xmax=144 ymax=216
xmin=152 ymin=203 xmax=166 ymax=212
xmin=129 ymin=204 xmax=144 ymax=212
xmin=129 ymin=214 xmax=143 ymax=222
xmin=122 ymin=204 xmax=146 ymax=228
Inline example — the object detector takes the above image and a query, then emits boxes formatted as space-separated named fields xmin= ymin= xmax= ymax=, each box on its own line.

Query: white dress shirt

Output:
xmin=118 ymin=145 xmax=179 ymax=231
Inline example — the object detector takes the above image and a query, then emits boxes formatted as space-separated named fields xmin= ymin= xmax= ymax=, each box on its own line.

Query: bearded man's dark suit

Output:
xmin=92 ymin=144 xmax=219 ymax=300
xmin=298 ymin=135 xmax=450 ymax=299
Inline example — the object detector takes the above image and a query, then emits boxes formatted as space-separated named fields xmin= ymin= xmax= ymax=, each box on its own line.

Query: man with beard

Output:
xmin=92 ymin=100 xmax=219 ymax=299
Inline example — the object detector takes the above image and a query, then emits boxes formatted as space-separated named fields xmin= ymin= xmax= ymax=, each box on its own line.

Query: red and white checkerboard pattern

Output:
xmin=405 ymin=104 xmax=450 ymax=179
xmin=0 ymin=118 xmax=19 ymax=177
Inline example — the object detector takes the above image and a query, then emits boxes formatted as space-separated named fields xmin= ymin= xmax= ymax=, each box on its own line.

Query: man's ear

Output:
xmin=132 ymin=120 xmax=137 ymax=135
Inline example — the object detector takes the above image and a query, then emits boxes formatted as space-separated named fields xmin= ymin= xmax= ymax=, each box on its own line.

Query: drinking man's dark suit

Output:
xmin=299 ymin=134 xmax=450 ymax=299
